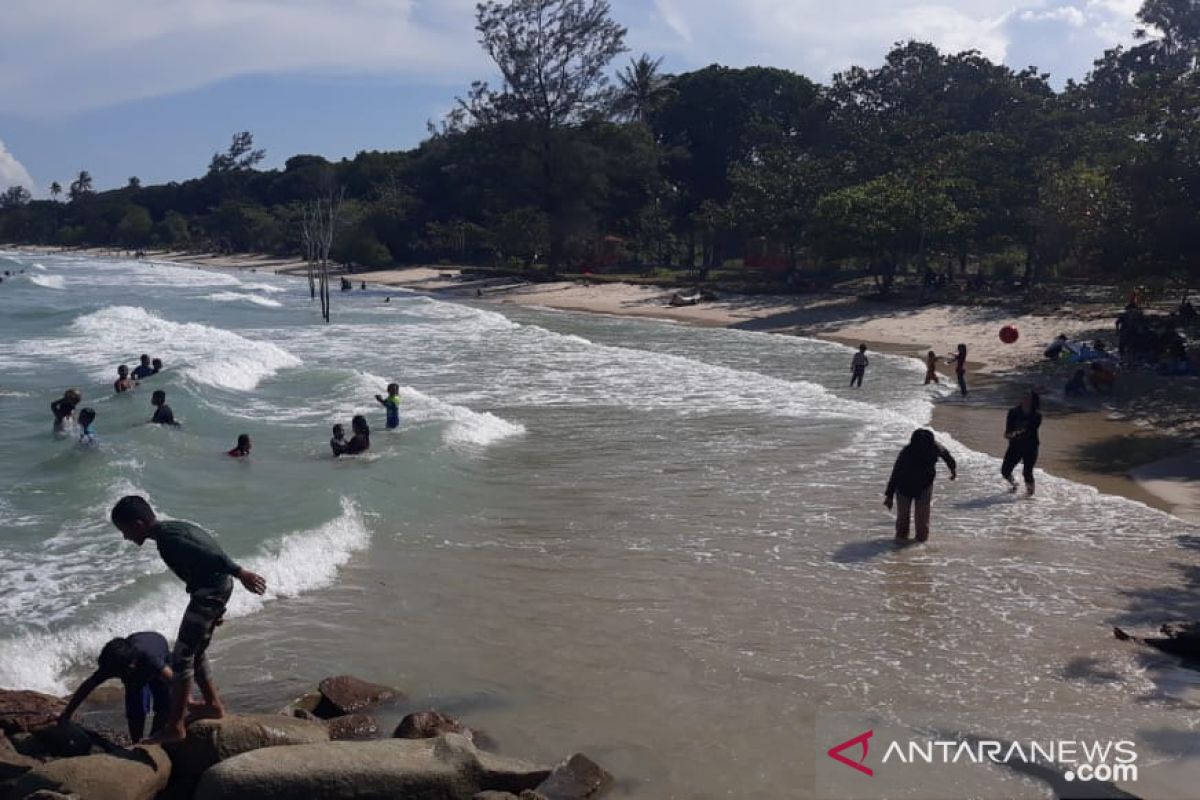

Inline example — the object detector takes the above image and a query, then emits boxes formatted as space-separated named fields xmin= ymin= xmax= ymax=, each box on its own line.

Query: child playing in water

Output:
xmin=884 ymin=429 xmax=957 ymax=542
xmin=57 ymin=631 xmax=172 ymax=742
xmin=77 ymin=408 xmax=97 ymax=447
xmin=150 ymin=390 xmax=179 ymax=426
xmin=132 ymin=354 xmax=155 ymax=380
xmin=375 ymin=383 xmax=401 ymax=430
xmin=51 ymin=389 xmax=82 ymax=434
xmin=114 ymin=365 xmax=138 ymax=393
xmin=923 ymin=352 xmax=940 ymax=385
xmin=226 ymin=434 xmax=251 ymax=458
xmin=109 ymin=496 xmax=267 ymax=743
xmin=850 ymin=345 xmax=869 ymax=388
xmin=330 ymin=424 xmax=347 ymax=456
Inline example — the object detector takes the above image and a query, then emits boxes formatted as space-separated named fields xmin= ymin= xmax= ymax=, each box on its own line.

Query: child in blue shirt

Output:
xmin=375 ymin=383 xmax=401 ymax=430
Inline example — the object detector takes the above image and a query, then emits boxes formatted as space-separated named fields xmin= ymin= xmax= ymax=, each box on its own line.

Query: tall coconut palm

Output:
xmin=615 ymin=54 xmax=670 ymax=123
xmin=68 ymin=171 xmax=93 ymax=202
xmin=49 ymin=181 xmax=62 ymax=201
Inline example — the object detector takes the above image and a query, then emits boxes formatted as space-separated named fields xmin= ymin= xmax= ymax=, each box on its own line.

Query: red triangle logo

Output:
xmin=827 ymin=730 xmax=874 ymax=777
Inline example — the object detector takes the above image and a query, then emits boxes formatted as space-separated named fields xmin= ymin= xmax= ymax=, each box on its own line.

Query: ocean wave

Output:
xmin=33 ymin=305 xmax=303 ymax=391
xmin=206 ymin=291 xmax=284 ymax=308
xmin=29 ymin=274 xmax=65 ymax=290
xmin=0 ymin=497 xmax=370 ymax=694
xmin=239 ymin=282 xmax=287 ymax=294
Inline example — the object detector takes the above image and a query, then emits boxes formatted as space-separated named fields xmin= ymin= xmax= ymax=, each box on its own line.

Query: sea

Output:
xmin=1 ymin=251 xmax=1197 ymax=798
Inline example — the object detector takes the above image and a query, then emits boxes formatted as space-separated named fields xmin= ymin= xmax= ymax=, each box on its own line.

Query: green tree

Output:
xmin=614 ymin=54 xmax=670 ymax=123
xmin=0 ymin=185 xmax=32 ymax=208
xmin=116 ymin=205 xmax=153 ymax=247
xmin=49 ymin=182 xmax=62 ymax=201
xmin=208 ymin=131 xmax=266 ymax=175
xmin=68 ymin=171 xmax=93 ymax=202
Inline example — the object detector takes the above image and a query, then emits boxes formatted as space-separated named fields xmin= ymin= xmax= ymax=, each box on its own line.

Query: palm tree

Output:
xmin=68 ymin=170 xmax=93 ymax=202
xmin=49 ymin=181 xmax=62 ymax=201
xmin=615 ymin=54 xmax=670 ymax=124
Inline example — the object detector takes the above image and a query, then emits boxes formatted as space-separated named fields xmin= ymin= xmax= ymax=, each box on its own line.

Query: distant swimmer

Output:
xmin=884 ymin=429 xmax=957 ymax=543
xmin=132 ymin=354 xmax=155 ymax=380
xmin=923 ymin=351 xmax=940 ymax=385
xmin=330 ymin=424 xmax=347 ymax=456
xmin=57 ymin=631 xmax=172 ymax=742
xmin=375 ymin=383 xmax=401 ymax=430
xmin=227 ymin=434 xmax=251 ymax=458
xmin=51 ymin=389 xmax=82 ymax=434
xmin=114 ymin=364 xmax=139 ymax=393
xmin=150 ymin=390 xmax=179 ymax=426
xmin=151 ymin=357 xmax=163 ymax=375
xmin=77 ymin=408 xmax=98 ymax=447
xmin=1001 ymin=390 xmax=1041 ymax=496
xmin=109 ymin=495 xmax=267 ymax=743
xmin=850 ymin=344 xmax=869 ymax=388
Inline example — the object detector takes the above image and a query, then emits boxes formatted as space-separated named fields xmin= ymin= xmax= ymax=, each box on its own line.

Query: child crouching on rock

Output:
xmin=110 ymin=495 xmax=267 ymax=743
xmin=57 ymin=631 xmax=173 ymax=741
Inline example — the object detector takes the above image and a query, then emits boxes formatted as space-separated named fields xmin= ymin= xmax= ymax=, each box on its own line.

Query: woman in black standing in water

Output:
xmin=1001 ymin=390 xmax=1042 ymax=496
xmin=949 ymin=343 xmax=968 ymax=396
xmin=884 ymin=429 xmax=957 ymax=543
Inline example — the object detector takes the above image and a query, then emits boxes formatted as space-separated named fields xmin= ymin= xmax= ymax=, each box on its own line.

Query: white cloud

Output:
xmin=0 ymin=140 xmax=35 ymax=191
xmin=0 ymin=0 xmax=484 ymax=116
xmin=1020 ymin=6 xmax=1088 ymax=27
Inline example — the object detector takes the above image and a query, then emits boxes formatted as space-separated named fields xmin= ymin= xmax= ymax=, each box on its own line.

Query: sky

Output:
xmin=0 ymin=0 xmax=1143 ymax=196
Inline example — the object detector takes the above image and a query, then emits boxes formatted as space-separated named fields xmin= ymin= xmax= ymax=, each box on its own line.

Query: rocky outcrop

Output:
xmin=534 ymin=754 xmax=612 ymax=799
xmin=0 ymin=691 xmax=66 ymax=736
xmin=8 ymin=745 xmax=169 ymax=800
xmin=195 ymin=733 xmax=550 ymax=800
xmin=394 ymin=710 xmax=471 ymax=740
xmin=1 ymin=731 xmax=43 ymax=792
xmin=326 ymin=713 xmax=379 ymax=741
xmin=314 ymin=675 xmax=402 ymax=718
xmin=168 ymin=713 xmax=330 ymax=792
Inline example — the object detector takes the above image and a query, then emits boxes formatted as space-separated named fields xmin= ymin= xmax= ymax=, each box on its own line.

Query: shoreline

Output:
xmin=6 ymin=244 xmax=1198 ymax=523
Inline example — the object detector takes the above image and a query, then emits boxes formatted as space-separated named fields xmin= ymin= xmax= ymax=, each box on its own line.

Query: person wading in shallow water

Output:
xmin=923 ymin=351 xmax=940 ymax=385
xmin=884 ymin=429 xmax=957 ymax=543
xmin=1001 ymin=390 xmax=1042 ymax=496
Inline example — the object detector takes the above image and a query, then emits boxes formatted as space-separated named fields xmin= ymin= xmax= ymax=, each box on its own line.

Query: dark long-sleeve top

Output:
xmin=1004 ymin=406 xmax=1042 ymax=450
xmin=885 ymin=442 xmax=956 ymax=499
xmin=151 ymin=520 xmax=241 ymax=593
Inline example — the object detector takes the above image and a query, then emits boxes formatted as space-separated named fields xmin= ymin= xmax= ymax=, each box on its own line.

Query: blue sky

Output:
xmin=0 ymin=0 xmax=1141 ymax=196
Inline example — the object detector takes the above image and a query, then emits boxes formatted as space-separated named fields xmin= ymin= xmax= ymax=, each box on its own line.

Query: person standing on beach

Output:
xmin=884 ymin=429 xmax=957 ymax=542
xmin=1001 ymin=390 xmax=1042 ymax=496
xmin=109 ymin=495 xmax=267 ymax=743
xmin=57 ymin=631 xmax=172 ymax=742
xmin=850 ymin=345 xmax=869 ymax=388
xmin=923 ymin=351 xmax=940 ymax=385
xmin=949 ymin=344 xmax=968 ymax=396
xmin=375 ymin=383 xmax=402 ymax=430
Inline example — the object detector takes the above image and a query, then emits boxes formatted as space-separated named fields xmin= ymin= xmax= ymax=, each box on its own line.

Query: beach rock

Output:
xmin=26 ymin=723 xmax=94 ymax=758
xmin=168 ymin=713 xmax=330 ymax=791
xmin=534 ymin=754 xmax=612 ymax=800
xmin=326 ymin=713 xmax=380 ymax=741
xmin=314 ymin=675 xmax=402 ymax=718
xmin=9 ymin=745 xmax=169 ymax=800
xmin=0 ymin=691 xmax=66 ymax=735
xmin=195 ymin=733 xmax=550 ymax=800
xmin=394 ymin=710 xmax=471 ymax=740
xmin=20 ymin=791 xmax=78 ymax=800
xmin=0 ymin=731 xmax=42 ymax=786
xmin=290 ymin=707 xmax=321 ymax=723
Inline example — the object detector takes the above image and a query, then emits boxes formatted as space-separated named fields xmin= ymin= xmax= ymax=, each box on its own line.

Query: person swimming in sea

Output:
xmin=375 ymin=383 xmax=401 ymax=430
xmin=227 ymin=434 xmax=251 ymax=458
xmin=332 ymin=416 xmax=370 ymax=457
xmin=132 ymin=354 xmax=155 ymax=381
xmin=330 ymin=424 xmax=347 ymax=456
xmin=151 ymin=358 xmax=163 ymax=375
xmin=51 ymin=389 xmax=82 ymax=434
xmin=114 ymin=364 xmax=138 ymax=393
xmin=150 ymin=390 xmax=180 ymax=427
xmin=77 ymin=408 xmax=98 ymax=447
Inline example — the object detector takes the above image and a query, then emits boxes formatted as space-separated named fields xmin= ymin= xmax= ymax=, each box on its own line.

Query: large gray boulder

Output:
xmin=195 ymin=733 xmax=550 ymax=800
xmin=168 ymin=713 xmax=330 ymax=791
xmin=314 ymin=675 xmax=402 ymax=718
xmin=0 ymin=731 xmax=43 ymax=792
xmin=8 ymin=745 xmax=169 ymax=800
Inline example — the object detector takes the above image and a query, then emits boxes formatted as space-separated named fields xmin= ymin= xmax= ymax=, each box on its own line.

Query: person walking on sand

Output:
xmin=923 ymin=351 xmax=940 ymax=385
xmin=949 ymin=343 xmax=968 ymax=397
xmin=884 ymin=429 xmax=957 ymax=543
xmin=1001 ymin=390 xmax=1042 ymax=496
xmin=109 ymin=495 xmax=266 ymax=743
xmin=850 ymin=344 xmax=869 ymax=388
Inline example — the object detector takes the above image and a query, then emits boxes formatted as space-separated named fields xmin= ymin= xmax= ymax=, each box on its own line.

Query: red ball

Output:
xmin=999 ymin=325 xmax=1019 ymax=344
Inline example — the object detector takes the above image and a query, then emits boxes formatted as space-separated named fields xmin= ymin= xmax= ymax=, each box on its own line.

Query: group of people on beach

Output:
xmin=849 ymin=343 xmax=1041 ymax=542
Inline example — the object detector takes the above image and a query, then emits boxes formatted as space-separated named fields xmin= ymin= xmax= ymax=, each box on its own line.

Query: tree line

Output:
xmin=2 ymin=0 xmax=1198 ymax=290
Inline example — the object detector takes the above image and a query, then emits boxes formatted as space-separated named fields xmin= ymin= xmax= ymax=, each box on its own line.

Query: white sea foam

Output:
xmin=29 ymin=274 xmax=65 ymax=290
xmin=240 ymin=282 xmax=287 ymax=294
xmin=206 ymin=291 xmax=284 ymax=308
xmin=0 ymin=498 xmax=370 ymax=694
xmin=32 ymin=262 xmax=46 ymax=270
xmin=16 ymin=305 xmax=302 ymax=391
